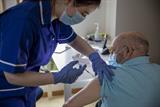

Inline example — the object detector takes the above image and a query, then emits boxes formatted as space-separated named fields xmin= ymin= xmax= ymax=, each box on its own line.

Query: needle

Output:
xmin=77 ymin=63 xmax=95 ymax=77
xmin=85 ymin=69 xmax=95 ymax=77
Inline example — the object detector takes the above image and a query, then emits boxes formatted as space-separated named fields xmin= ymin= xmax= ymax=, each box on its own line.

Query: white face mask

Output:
xmin=108 ymin=53 xmax=119 ymax=66
xmin=59 ymin=8 xmax=85 ymax=25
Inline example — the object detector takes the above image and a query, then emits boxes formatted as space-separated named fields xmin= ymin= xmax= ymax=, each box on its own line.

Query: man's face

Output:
xmin=110 ymin=38 xmax=128 ymax=64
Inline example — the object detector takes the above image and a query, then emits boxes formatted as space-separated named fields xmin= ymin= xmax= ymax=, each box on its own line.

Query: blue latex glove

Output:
xmin=89 ymin=52 xmax=115 ymax=83
xmin=53 ymin=61 xmax=87 ymax=84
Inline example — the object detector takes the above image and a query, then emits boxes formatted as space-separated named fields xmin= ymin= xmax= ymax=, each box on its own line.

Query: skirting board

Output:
xmin=42 ymin=88 xmax=82 ymax=97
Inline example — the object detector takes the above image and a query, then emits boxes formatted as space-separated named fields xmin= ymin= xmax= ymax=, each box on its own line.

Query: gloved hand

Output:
xmin=53 ymin=61 xmax=87 ymax=84
xmin=89 ymin=52 xmax=115 ymax=84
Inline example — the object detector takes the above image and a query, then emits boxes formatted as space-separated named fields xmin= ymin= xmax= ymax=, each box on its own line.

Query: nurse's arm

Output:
xmin=63 ymin=77 xmax=101 ymax=107
xmin=69 ymin=36 xmax=95 ymax=56
xmin=4 ymin=71 xmax=54 ymax=87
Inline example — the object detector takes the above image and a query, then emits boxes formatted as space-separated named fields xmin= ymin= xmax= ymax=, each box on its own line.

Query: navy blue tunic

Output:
xmin=0 ymin=0 xmax=77 ymax=98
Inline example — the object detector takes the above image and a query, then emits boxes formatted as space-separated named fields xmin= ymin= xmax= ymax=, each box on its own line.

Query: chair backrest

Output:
xmin=95 ymin=100 xmax=102 ymax=107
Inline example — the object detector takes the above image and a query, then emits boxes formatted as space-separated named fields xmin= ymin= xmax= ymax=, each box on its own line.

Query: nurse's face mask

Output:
xmin=60 ymin=1 xmax=87 ymax=25
xmin=108 ymin=47 xmax=127 ymax=65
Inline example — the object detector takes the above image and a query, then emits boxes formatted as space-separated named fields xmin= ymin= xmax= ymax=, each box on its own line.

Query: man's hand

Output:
xmin=53 ymin=61 xmax=87 ymax=84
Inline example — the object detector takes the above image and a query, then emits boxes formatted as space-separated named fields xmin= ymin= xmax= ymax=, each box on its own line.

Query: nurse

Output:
xmin=0 ymin=0 xmax=113 ymax=107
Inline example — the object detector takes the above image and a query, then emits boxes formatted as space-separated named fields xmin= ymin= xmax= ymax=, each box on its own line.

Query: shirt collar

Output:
xmin=39 ymin=0 xmax=52 ymax=25
xmin=123 ymin=56 xmax=150 ymax=66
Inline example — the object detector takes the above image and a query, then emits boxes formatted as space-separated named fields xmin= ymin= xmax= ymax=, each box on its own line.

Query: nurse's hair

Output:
xmin=73 ymin=0 xmax=101 ymax=7
xmin=23 ymin=0 xmax=101 ymax=6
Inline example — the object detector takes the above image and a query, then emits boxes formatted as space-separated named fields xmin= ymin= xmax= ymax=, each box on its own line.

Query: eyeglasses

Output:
xmin=109 ymin=46 xmax=128 ymax=55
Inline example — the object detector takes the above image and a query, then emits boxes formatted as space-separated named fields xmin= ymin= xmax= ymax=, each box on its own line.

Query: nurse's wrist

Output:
xmin=52 ymin=72 xmax=60 ymax=84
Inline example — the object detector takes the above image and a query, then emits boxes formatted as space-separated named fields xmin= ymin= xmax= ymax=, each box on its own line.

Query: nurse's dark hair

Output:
xmin=23 ymin=0 xmax=101 ymax=6
xmin=73 ymin=0 xmax=101 ymax=7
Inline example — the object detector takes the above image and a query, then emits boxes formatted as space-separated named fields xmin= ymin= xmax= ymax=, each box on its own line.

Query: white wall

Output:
xmin=115 ymin=0 xmax=160 ymax=64
xmin=105 ymin=0 xmax=117 ymax=39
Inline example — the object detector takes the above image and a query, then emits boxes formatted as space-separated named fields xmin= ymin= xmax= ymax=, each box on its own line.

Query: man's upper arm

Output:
xmin=64 ymin=77 xmax=101 ymax=107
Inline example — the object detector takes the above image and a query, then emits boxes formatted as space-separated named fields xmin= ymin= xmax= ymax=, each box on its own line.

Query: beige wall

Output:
xmin=115 ymin=0 xmax=160 ymax=64
xmin=3 ymin=0 xmax=17 ymax=10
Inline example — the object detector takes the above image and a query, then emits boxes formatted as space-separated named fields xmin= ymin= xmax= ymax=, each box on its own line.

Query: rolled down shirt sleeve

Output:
xmin=0 ymin=17 xmax=33 ymax=73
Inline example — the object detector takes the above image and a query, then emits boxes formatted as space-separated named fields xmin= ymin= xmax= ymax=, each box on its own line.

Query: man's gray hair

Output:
xmin=118 ymin=32 xmax=150 ymax=54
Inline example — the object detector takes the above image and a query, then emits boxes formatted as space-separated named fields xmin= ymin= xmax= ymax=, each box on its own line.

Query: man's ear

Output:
xmin=123 ymin=47 xmax=133 ymax=60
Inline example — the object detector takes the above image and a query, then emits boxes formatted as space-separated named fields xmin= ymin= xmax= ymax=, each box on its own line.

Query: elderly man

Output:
xmin=63 ymin=32 xmax=160 ymax=107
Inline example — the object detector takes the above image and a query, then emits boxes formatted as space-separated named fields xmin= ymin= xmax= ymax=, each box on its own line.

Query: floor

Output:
xmin=36 ymin=96 xmax=96 ymax=107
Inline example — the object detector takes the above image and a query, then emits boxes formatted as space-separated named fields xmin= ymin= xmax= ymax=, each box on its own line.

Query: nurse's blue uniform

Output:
xmin=0 ymin=0 xmax=77 ymax=107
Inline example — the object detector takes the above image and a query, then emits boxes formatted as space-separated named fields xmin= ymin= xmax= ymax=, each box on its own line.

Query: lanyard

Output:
xmin=39 ymin=1 xmax=57 ymax=40
xmin=39 ymin=1 xmax=45 ymax=25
